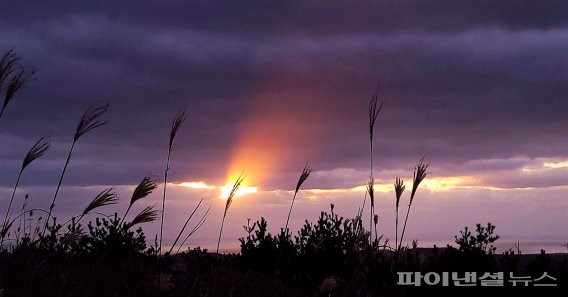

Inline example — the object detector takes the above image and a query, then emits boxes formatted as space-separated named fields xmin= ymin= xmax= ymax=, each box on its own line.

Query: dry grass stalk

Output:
xmin=0 ymin=220 xmax=13 ymax=240
xmin=74 ymin=103 xmax=109 ymax=141
xmin=79 ymin=188 xmax=117 ymax=222
xmin=0 ymin=208 xmax=48 ymax=243
xmin=394 ymin=177 xmax=405 ymax=250
xmin=176 ymin=204 xmax=211 ymax=254
xmin=22 ymin=137 xmax=50 ymax=170
xmin=1 ymin=69 xmax=36 ymax=117
xmin=127 ymin=205 xmax=158 ymax=230
xmin=398 ymin=158 xmax=429 ymax=250
xmin=61 ymin=228 xmax=84 ymax=245
xmin=368 ymin=84 xmax=384 ymax=180
xmin=1 ymin=137 xmax=49 ymax=242
xmin=357 ymin=191 xmax=367 ymax=218
xmin=366 ymin=177 xmax=376 ymax=243
xmin=0 ymin=49 xmax=35 ymax=120
xmin=366 ymin=84 xmax=383 ymax=244
xmin=216 ymin=173 xmax=245 ymax=253
xmin=295 ymin=163 xmax=312 ymax=193
xmin=373 ymin=214 xmax=379 ymax=242
xmin=18 ymin=194 xmax=29 ymax=240
xmin=0 ymin=50 xmax=19 ymax=88
xmin=168 ymin=197 xmax=203 ymax=254
xmin=131 ymin=175 xmax=158 ymax=206
xmin=120 ymin=175 xmax=158 ymax=225
xmin=160 ymin=107 xmax=187 ymax=253
xmin=368 ymin=87 xmax=383 ymax=150
xmin=285 ymin=164 xmax=312 ymax=233
xmin=43 ymin=103 xmax=109 ymax=235
xmin=55 ymin=189 xmax=116 ymax=233
xmin=410 ymin=158 xmax=429 ymax=204
xmin=168 ymin=107 xmax=187 ymax=153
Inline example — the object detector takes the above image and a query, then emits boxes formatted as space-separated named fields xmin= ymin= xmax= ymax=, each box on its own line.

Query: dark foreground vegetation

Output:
xmin=0 ymin=212 xmax=567 ymax=297
xmin=0 ymin=50 xmax=566 ymax=296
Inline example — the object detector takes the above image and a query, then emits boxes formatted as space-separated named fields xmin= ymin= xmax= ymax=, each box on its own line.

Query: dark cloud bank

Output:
xmin=0 ymin=0 xmax=567 ymax=189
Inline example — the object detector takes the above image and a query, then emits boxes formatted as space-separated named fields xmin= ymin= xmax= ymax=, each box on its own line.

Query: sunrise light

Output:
xmin=219 ymin=183 xmax=258 ymax=199
xmin=543 ymin=160 xmax=568 ymax=169
xmin=421 ymin=176 xmax=481 ymax=192
xmin=178 ymin=181 xmax=215 ymax=189
xmin=177 ymin=180 xmax=258 ymax=198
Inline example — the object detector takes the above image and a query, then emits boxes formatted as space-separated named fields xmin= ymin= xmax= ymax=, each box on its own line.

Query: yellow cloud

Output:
xmin=177 ymin=181 xmax=215 ymax=189
xmin=543 ymin=160 xmax=568 ymax=169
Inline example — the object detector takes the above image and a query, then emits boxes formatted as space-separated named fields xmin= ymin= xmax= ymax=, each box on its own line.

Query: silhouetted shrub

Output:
xmin=81 ymin=214 xmax=151 ymax=258
xmin=239 ymin=217 xmax=279 ymax=272
xmin=297 ymin=210 xmax=368 ymax=287
xmin=455 ymin=222 xmax=500 ymax=255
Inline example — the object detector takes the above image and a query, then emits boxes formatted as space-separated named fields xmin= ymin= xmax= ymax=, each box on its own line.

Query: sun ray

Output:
xmin=219 ymin=183 xmax=258 ymax=199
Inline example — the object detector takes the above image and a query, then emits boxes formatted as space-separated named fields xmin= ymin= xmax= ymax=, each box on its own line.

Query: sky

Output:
xmin=0 ymin=1 xmax=567 ymax=252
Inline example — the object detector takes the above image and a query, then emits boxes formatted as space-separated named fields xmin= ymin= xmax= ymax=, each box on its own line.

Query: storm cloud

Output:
xmin=0 ymin=1 xmax=566 ymax=247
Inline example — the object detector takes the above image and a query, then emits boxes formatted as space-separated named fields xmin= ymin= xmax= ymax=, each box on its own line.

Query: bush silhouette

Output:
xmin=82 ymin=214 xmax=152 ymax=258
xmin=455 ymin=222 xmax=500 ymax=255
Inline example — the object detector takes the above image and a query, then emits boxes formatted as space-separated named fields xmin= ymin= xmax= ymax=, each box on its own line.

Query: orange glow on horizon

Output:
xmin=223 ymin=110 xmax=295 ymax=190
xmin=219 ymin=182 xmax=258 ymax=199
xmin=177 ymin=171 xmax=549 ymax=202
xmin=178 ymin=181 xmax=215 ymax=189
xmin=176 ymin=180 xmax=258 ymax=198
xmin=543 ymin=160 xmax=568 ymax=169
xmin=421 ymin=176 xmax=482 ymax=192
xmin=222 ymin=77 xmax=334 ymax=195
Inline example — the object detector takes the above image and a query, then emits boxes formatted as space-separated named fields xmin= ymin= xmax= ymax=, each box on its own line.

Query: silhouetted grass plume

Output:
xmin=0 ymin=50 xmax=19 ymax=88
xmin=398 ymin=158 xmax=429 ymax=250
xmin=127 ymin=206 xmax=158 ymax=230
xmin=284 ymin=163 xmax=312 ymax=234
xmin=394 ymin=177 xmax=405 ymax=250
xmin=159 ymin=106 xmax=187 ymax=253
xmin=1 ymin=137 xmax=49 ymax=242
xmin=0 ymin=49 xmax=35 ymax=120
xmin=366 ymin=177 xmax=376 ymax=242
xmin=78 ymin=188 xmax=118 ymax=223
xmin=367 ymin=84 xmax=383 ymax=244
xmin=216 ymin=173 xmax=245 ymax=254
xmin=120 ymin=175 xmax=158 ymax=226
xmin=43 ymin=103 xmax=109 ymax=235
